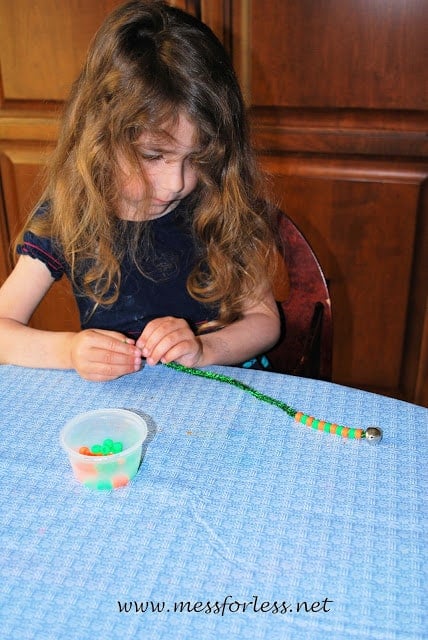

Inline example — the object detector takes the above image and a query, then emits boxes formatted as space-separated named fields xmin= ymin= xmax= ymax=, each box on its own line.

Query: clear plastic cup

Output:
xmin=60 ymin=408 xmax=148 ymax=490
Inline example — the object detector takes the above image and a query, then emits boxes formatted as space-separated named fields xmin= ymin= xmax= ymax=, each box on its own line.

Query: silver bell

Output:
xmin=365 ymin=426 xmax=383 ymax=444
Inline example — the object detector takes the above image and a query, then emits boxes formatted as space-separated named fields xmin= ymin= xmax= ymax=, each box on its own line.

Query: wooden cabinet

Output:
xmin=0 ymin=0 xmax=124 ymax=332
xmin=236 ymin=0 xmax=428 ymax=405
xmin=0 ymin=0 xmax=427 ymax=405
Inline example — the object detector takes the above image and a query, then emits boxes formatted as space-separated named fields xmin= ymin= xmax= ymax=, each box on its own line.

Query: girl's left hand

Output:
xmin=136 ymin=317 xmax=203 ymax=367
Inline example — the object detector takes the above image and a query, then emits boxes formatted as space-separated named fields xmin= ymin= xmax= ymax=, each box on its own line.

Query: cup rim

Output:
xmin=60 ymin=408 xmax=148 ymax=463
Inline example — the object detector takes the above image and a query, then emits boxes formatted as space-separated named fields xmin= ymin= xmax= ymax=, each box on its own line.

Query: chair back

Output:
xmin=268 ymin=211 xmax=333 ymax=381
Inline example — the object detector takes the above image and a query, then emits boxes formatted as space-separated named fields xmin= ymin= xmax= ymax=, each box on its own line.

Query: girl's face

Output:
xmin=117 ymin=113 xmax=200 ymax=220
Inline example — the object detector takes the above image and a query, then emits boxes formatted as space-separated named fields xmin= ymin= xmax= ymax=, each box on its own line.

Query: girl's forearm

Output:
xmin=0 ymin=318 xmax=75 ymax=369
xmin=198 ymin=311 xmax=280 ymax=367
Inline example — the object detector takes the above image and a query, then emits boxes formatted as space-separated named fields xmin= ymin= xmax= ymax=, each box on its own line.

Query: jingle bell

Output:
xmin=365 ymin=426 xmax=383 ymax=444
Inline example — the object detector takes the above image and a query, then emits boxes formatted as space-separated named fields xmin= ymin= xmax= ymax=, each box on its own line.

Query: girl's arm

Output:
xmin=137 ymin=287 xmax=281 ymax=368
xmin=0 ymin=256 xmax=142 ymax=380
xmin=199 ymin=293 xmax=281 ymax=366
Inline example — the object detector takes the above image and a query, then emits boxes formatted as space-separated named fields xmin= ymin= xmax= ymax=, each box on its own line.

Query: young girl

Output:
xmin=0 ymin=0 xmax=280 ymax=382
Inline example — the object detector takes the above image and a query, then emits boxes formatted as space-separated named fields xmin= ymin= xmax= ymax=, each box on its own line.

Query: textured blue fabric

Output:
xmin=0 ymin=364 xmax=426 ymax=640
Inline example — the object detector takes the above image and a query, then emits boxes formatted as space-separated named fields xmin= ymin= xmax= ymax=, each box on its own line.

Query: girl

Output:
xmin=0 ymin=0 xmax=280 ymax=382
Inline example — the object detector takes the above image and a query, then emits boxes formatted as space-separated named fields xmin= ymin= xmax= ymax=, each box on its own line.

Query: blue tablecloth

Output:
xmin=0 ymin=364 xmax=426 ymax=640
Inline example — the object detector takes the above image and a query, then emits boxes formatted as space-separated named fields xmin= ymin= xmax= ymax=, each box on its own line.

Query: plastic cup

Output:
xmin=60 ymin=408 xmax=148 ymax=490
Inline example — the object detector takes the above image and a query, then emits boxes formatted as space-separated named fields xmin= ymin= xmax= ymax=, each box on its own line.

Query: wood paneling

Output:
xmin=0 ymin=147 xmax=50 ymax=234
xmin=241 ymin=0 xmax=427 ymax=401
xmin=249 ymin=0 xmax=428 ymax=110
xmin=0 ymin=147 xmax=80 ymax=331
xmin=0 ymin=179 xmax=9 ymax=282
xmin=415 ymin=300 xmax=428 ymax=406
xmin=261 ymin=156 xmax=424 ymax=393
xmin=0 ymin=0 xmax=124 ymax=103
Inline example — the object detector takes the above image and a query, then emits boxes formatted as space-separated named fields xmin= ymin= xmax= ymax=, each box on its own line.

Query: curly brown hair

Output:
xmin=18 ymin=0 xmax=278 ymax=327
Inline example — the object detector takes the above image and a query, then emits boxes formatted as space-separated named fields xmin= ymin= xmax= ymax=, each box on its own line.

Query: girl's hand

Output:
xmin=70 ymin=329 xmax=143 ymax=381
xmin=136 ymin=317 xmax=203 ymax=367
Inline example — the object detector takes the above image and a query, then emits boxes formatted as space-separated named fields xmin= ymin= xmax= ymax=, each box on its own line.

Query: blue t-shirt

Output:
xmin=17 ymin=200 xmax=218 ymax=339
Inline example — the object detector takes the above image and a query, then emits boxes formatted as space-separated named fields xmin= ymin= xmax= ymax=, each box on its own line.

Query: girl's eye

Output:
xmin=139 ymin=152 xmax=163 ymax=162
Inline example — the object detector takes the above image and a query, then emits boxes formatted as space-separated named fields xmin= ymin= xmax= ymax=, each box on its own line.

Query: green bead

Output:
xmin=312 ymin=419 xmax=320 ymax=429
xmin=300 ymin=414 xmax=309 ymax=425
xmin=91 ymin=444 xmax=102 ymax=454
xmin=323 ymin=422 xmax=332 ymax=432
xmin=335 ymin=425 xmax=343 ymax=436
xmin=112 ymin=441 xmax=123 ymax=453
xmin=96 ymin=480 xmax=113 ymax=490
xmin=348 ymin=428 xmax=356 ymax=439
xmin=103 ymin=438 xmax=114 ymax=449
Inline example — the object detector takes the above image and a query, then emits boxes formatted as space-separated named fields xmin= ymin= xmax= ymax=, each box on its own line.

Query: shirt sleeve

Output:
xmin=16 ymin=230 xmax=66 ymax=281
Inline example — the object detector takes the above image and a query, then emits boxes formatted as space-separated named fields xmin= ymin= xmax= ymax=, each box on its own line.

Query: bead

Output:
xmin=78 ymin=440 xmax=124 ymax=456
xmin=79 ymin=446 xmax=91 ymax=455
xmin=112 ymin=474 xmax=129 ymax=488
xmin=364 ymin=426 xmax=383 ymax=444
xmin=164 ymin=362 xmax=385 ymax=443
xmin=95 ymin=480 xmax=113 ymax=490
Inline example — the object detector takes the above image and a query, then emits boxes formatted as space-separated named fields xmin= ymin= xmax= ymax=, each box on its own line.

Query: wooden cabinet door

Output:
xmin=0 ymin=1 xmax=124 ymax=330
xmin=229 ymin=0 xmax=428 ymax=402
xmin=0 ymin=147 xmax=80 ymax=331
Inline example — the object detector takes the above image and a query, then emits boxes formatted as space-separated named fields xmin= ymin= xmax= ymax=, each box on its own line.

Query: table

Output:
xmin=0 ymin=363 xmax=426 ymax=640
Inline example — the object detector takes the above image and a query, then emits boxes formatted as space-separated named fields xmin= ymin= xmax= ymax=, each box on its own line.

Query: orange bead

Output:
xmin=306 ymin=416 xmax=314 ymax=426
xmin=318 ymin=420 xmax=326 ymax=430
xmin=330 ymin=424 xmax=338 ymax=434
xmin=79 ymin=446 xmax=91 ymax=455
xmin=294 ymin=411 xmax=304 ymax=423
xmin=113 ymin=475 xmax=129 ymax=488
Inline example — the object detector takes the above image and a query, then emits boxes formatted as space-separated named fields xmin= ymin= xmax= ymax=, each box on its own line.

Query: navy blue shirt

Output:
xmin=17 ymin=201 xmax=218 ymax=339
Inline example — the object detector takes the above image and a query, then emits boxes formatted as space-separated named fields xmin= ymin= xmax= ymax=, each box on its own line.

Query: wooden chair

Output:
xmin=267 ymin=211 xmax=333 ymax=381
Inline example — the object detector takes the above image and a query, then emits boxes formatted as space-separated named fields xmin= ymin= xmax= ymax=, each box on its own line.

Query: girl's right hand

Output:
xmin=70 ymin=329 xmax=143 ymax=381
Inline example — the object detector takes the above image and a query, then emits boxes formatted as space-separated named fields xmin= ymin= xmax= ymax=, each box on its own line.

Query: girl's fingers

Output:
xmin=145 ymin=332 xmax=202 ymax=366
xmin=71 ymin=329 xmax=143 ymax=380
xmin=137 ymin=317 xmax=191 ymax=359
xmin=84 ymin=329 xmax=142 ymax=358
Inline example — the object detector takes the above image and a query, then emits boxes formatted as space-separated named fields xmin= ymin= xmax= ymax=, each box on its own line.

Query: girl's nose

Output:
xmin=163 ymin=160 xmax=185 ymax=194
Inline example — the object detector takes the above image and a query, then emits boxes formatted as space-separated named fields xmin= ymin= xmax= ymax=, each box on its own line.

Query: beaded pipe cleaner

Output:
xmin=164 ymin=361 xmax=383 ymax=444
